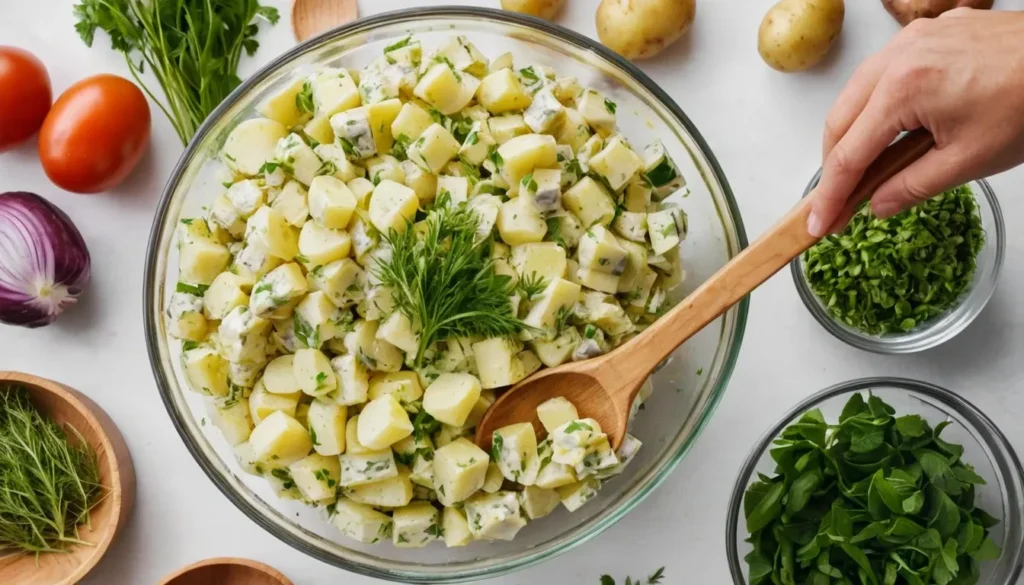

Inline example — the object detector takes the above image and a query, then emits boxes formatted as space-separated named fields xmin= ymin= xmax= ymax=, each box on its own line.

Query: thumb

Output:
xmin=869 ymin=145 xmax=970 ymax=218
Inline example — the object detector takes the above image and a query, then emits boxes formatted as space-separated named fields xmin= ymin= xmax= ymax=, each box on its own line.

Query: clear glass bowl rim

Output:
xmin=790 ymin=169 xmax=1005 ymax=354
xmin=724 ymin=376 xmax=1024 ymax=585
xmin=142 ymin=6 xmax=751 ymax=582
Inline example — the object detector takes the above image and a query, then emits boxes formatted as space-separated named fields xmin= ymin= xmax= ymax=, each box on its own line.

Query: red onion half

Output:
xmin=0 ymin=192 xmax=91 ymax=328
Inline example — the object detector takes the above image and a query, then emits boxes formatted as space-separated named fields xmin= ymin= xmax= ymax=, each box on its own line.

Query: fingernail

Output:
xmin=873 ymin=201 xmax=901 ymax=218
xmin=807 ymin=212 xmax=826 ymax=237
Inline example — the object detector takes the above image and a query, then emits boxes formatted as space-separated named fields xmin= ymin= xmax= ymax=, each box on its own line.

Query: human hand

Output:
xmin=807 ymin=8 xmax=1024 ymax=237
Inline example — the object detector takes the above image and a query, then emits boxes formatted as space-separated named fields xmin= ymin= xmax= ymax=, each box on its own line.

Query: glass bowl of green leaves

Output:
xmin=791 ymin=171 xmax=1005 ymax=354
xmin=143 ymin=6 xmax=748 ymax=583
xmin=726 ymin=377 xmax=1024 ymax=585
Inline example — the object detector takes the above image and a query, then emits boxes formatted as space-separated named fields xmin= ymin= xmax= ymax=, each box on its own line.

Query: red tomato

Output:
xmin=39 ymin=74 xmax=150 ymax=194
xmin=0 ymin=47 xmax=52 ymax=151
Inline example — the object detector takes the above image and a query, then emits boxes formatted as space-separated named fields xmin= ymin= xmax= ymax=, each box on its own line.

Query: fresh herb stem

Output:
xmin=0 ymin=386 xmax=104 ymax=555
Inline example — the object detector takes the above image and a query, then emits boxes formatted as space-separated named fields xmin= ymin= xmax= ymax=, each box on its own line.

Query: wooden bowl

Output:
xmin=0 ymin=372 xmax=135 ymax=585
xmin=292 ymin=0 xmax=359 ymax=42
xmin=158 ymin=558 xmax=294 ymax=585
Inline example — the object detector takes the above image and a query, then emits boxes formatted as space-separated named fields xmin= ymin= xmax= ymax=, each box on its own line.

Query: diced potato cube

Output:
xmin=203 ymin=273 xmax=249 ymax=320
xmin=367 ymin=371 xmax=423 ymax=409
xmin=423 ymin=373 xmax=482 ymax=427
xmin=293 ymin=348 xmax=337 ymax=397
xmin=551 ymin=418 xmax=603 ymax=466
xmin=537 ymin=397 xmax=580 ymax=434
xmin=225 ymin=180 xmax=266 ymax=219
xmin=250 ymin=263 xmax=307 ymax=317
xmin=524 ymin=278 xmax=581 ymax=331
xmin=554 ymin=107 xmax=592 ymax=152
xmin=578 ymin=268 xmax=620 ymax=294
xmin=307 ymin=399 xmax=347 ymax=456
xmin=310 ymin=258 xmax=363 ymax=307
xmin=520 ymin=485 xmax=561 ymax=520
xmin=615 ymin=239 xmax=648 ymax=294
xmin=497 ymin=133 xmax=557 ymax=190
xmin=331 ymin=354 xmax=370 ymax=406
xmin=217 ymin=305 xmax=270 ymax=364
xmin=487 ymin=114 xmax=529 ymax=145
xmin=497 ymin=197 xmax=546 ymax=246
xmin=233 ymin=241 xmax=283 ymax=282
xmin=166 ymin=291 xmax=207 ymax=341
xmin=523 ymin=168 xmax=561 ymax=215
xmin=407 ymin=123 xmax=461 ymax=175
xmin=270 ymin=180 xmax=310 ymax=228
xmin=613 ymin=211 xmax=648 ymax=244
xmin=648 ymin=207 xmax=688 ymax=255
xmin=345 ymin=319 xmax=405 ymax=373
xmin=553 ymin=76 xmax=583 ymax=104
xmin=340 ymin=449 xmax=398 ymax=487
xmin=207 ymin=396 xmax=253 ymax=446
xmin=476 ymin=69 xmax=532 ymax=114
xmin=313 ymin=143 xmax=362 ymax=183
xmin=524 ymin=87 xmax=565 ymax=134
xmin=348 ymin=178 xmax=376 ymax=211
xmin=578 ymin=225 xmax=627 ymax=275
xmin=303 ymin=114 xmax=335 ymax=144
xmin=489 ymin=52 xmax=513 ymax=72
xmin=574 ymin=435 xmax=619 ymax=478
xmin=468 ymin=194 xmax=501 ymax=239
xmin=472 ymin=338 xmax=525 ymax=389
xmin=368 ymin=180 xmax=419 ymax=234
xmin=207 ymin=194 xmax=246 ymax=239
xmin=588 ymin=135 xmax=643 ymax=192
xmin=577 ymin=89 xmax=616 ymax=137
xmin=222 ymin=118 xmax=288 ymax=176
xmin=358 ymin=61 xmax=401 ymax=105
xmin=623 ymin=176 xmax=653 ymax=212
xmin=436 ymin=175 xmax=470 ymax=207
xmin=179 ymin=239 xmax=231 ymax=285
xmin=414 ymin=64 xmax=480 ymax=116
xmin=481 ymin=462 xmax=504 ymax=494
xmin=433 ymin=438 xmax=489 ymax=506
xmin=643 ymin=140 xmax=686 ymax=199
xmin=343 ymin=466 xmax=413 ymax=508
xmin=258 ymin=77 xmax=310 ymax=127
xmin=293 ymin=291 xmax=342 ymax=347
xmin=262 ymin=355 xmax=301 ymax=394
xmin=535 ymin=458 xmax=578 ymax=489
xmin=307 ymin=176 xmax=357 ymax=230
xmin=275 ymin=133 xmax=323 ymax=186
xmin=442 ymin=507 xmax=473 ymax=547
xmin=392 ymin=502 xmax=441 ymax=548
xmin=391 ymin=102 xmax=434 ymax=142
xmin=366 ymin=98 xmax=404 ymax=157
xmin=249 ymin=380 xmax=301 ymax=424
xmin=332 ymin=499 xmax=394 ymax=544
xmin=345 ymin=416 xmax=372 ymax=454
xmin=492 ymin=422 xmax=540 ymax=485
xmin=464 ymin=491 xmax=527 ymax=541
xmin=457 ymin=121 xmax=495 ymax=166
xmin=246 ymin=207 xmax=299 ymax=261
xmin=357 ymin=395 xmax=414 ymax=449
xmin=563 ymin=177 xmax=616 ymax=229
xmin=401 ymin=160 xmax=438 ymax=202
xmin=331 ymin=107 xmax=377 ymax=159
xmin=511 ymin=242 xmax=566 ymax=284
xmin=531 ymin=328 xmax=580 ymax=368
xmin=374 ymin=312 xmax=419 ymax=357
xmin=249 ymin=411 xmax=313 ymax=465
xmin=297 ymin=222 xmax=351 ymax=271
xmin=310 ymin=68 xmax=361 ymax=117
xmin=557 ymin=477 xmax=601 ymax=512
xmin=289 ymin=453 xmax=340 ymax=503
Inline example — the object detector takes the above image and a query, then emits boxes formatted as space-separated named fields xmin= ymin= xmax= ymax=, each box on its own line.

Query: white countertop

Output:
xmin=4 ymin=1 xmax=1024 ymax=583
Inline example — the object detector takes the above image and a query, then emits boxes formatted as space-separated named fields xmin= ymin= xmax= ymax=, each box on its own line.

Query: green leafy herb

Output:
xmin=487 ymin=145 xmax=504 ymax=171
xmin=521 ymin=172 xmax=538 ymax=193
xmin=315 ymin=371 xmax=328 ymax=390
xmin=546 ymin=217 xmax=567 ymax=249
xmin=426 ymin=522 xmax=444 ymax=538
xmin=391 ymin=134 xmax=412 ymax=159
xmin=519 ymin=66 xmax=539 ymax=82
xmin=517 ymin=273 xmax=548 ymax=300
xmin=315 ymin=160 xmax=337 ymax=177
xmin=742 ymin=391 xmax=1001 ymax=585
xmin=295 ymin=80 xmax=315 ymax=115
xmin=604 ymin=98 xmax=617 ymax=115
xmin=491 ymin=434 xmax=505 ymax=463
xmin=181 ymin=340 xmax=199 ymax=352
xmin=176 ymin=282 xmax=209 ymax=296
xmin=374 ymin=199 xmax=534 ymax=365
xmin=384 ymin=35 xmax=413 ymax=53
xmin=803 ymin=185 xmax=985 ymax=335
xmin=73 ymin=0 xmax=280 ymax=145
xmin=412 ymin=411 xmax=441 ymax=442
xmin=0 ymin=386 xmax=104 ymax=554
xmin=293 ymin=313 xmax=320 ymax=349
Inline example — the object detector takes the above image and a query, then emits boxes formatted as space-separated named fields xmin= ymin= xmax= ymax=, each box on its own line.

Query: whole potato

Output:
xmin=882 ymin=0 xmax=993 ymax=26
xmin=596 ymin=0 xmax=697 ymax=61
xmin=500 ymin=0 xmax=566 ymax=20
xmin=758 ymin=0 xmax=845 ymax=72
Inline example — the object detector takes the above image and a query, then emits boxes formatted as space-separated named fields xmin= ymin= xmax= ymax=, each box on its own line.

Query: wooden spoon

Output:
xmin=476 ymin=130 xmax=936 ymax=450
xmin=292 ymin=0 xmax=359 ymax=43
xmin=158 ymin=557 xmax=293 ymax=585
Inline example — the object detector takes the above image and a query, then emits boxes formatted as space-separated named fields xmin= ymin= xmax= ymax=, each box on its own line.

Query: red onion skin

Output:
xmin=0 ymin=192 xmax=91 ymax=327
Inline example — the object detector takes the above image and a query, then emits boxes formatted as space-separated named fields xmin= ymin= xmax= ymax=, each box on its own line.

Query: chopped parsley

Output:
xmin=295 ymin=80 xmax=315 ymax=114
xmin=604 ymin=98 xmax=617 ymax=115
xmin=176 ymin=282 xmax=209 ymax=296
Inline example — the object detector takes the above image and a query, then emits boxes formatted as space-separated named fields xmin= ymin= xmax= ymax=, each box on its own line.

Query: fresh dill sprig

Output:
xmin=374 ymin=197 xmax=535 ymax=366
xmin=517 ymin=273 xmax=548 ymax=300
xmin=0 ymin=386 xmax=104 ymax=555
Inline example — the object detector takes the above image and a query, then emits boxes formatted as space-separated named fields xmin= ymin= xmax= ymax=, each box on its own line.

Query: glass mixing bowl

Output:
xmin=726 ymin=378 xmax=1024 ymax=585
xmin=143 ymin=7 xmax=748 ymax=582
xmin=791 ymin=171 xmax=1005 ymax=354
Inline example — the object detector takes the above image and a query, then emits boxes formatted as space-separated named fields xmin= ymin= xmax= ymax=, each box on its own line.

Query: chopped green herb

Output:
xmin=521 ymin=172 xmax=538 ymax=193
xmin=384 ymin=35 xmax=413 ymax=53
xmin=584 ymin=324 xmax=597 ymax=339
xmin=490 ymin=434 xmax=505 ymax=463
xmin=519 ymin=66 xmax=539 ymax=82
xmin=295 ymin=80 xmax=315 ymax=114
xmin=176 ymin=282 xmax=209 ymax=296
xmin=315 ymin=160 xmax=337 ymax=177
xmin=604 ymin=98 xmax=617 ymax=115
xmin=181 ymin=340 xmax=199 ymax=352
xmin=293 ymin=313 xmax=320 ymax=349
xmin=517 ymin=273 xmax=548 ymax=299
xmin=391 ymin=134 xmax=412 ymax=159
xmin=803 ymin=184 xmax=984 ymax=335
xmin=563 ymin=421 xmax=592 ymax=433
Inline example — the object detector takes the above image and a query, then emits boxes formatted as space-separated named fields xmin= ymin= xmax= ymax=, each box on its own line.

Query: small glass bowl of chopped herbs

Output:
xmin=726 ymin=378 xmax=1024 ymax=585
xmin=791 ymin=172 xmax=1005 ymax=354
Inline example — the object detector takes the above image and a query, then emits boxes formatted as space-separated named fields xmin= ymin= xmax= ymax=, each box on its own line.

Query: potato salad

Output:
xmin=166 ymin=33 xmax=690 ymax=548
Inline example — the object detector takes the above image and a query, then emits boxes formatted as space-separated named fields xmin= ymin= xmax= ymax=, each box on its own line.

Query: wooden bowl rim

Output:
xmin=157 ymin=557 xmax=294 ymax=585
xmin=0 ymin=371 xmax=134 ymax=584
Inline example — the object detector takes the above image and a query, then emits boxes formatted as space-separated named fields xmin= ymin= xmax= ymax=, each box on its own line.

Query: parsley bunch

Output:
xmin=743 ymin=392 xmax=1001 ymax=585
xmin=803 ymin=185 xmax=984 ymax=335
xmin=73 ymin=0 xmax=280 ymax=145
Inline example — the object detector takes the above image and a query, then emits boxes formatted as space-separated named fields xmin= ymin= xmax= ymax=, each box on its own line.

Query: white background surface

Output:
xmin=3 ymin=1 xmax=1024 ymax=583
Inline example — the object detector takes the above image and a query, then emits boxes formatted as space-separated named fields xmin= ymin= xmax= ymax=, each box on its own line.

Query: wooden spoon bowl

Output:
xmin=0 ymin=372 xmax=135 ymax=585
xmin=292 ymin=0 xmax=359 ymax=42
xmin=159 ymin=558 xmax=294 ymax=585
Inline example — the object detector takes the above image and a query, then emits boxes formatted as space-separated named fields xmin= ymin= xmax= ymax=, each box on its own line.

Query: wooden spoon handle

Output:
xmin=622 ymin=129 xmax=935 ymax=377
